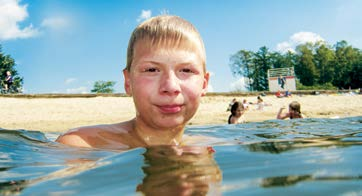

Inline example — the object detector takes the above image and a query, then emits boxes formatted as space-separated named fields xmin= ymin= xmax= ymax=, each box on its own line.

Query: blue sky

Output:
xmin=1 ymin=0 xmax=361 ymax=93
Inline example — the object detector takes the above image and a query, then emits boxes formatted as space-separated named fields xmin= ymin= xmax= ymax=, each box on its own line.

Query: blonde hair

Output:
xmin=126 ymin=15 xmax=206 ymax=72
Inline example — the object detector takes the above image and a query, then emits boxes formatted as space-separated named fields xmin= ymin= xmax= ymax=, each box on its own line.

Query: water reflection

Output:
xmin=0 ymin=180 xmax=26 ymax=195
xmin=0 ymin=158 xmax=100 ymax=195
xmin=0 ymin=146 xmax=222 ymax=195
xmin=261 ymin=174 xmax=362 ymax=187
xmin=247 ymin=132 xmax=362 ymax=154
xmin=137 ymin=145 xmax=222 ymax=196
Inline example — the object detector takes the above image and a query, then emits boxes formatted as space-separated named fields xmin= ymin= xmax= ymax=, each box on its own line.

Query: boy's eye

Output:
xmin=144 ymin=67 xmax=159 ymax=72
xmin=180 ymin=68 xmax=193 ymax=73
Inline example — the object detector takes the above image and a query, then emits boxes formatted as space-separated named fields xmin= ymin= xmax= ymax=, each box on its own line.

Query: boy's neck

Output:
xmin=131 ymin=119 xmax=185 ymax=146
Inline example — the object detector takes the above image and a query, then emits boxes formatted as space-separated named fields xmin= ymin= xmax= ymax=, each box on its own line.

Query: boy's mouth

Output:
xmin=157 ymin=104 xmax=183 ymax=114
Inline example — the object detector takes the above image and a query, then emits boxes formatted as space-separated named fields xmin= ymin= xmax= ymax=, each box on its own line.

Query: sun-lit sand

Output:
xmin=1 ymin=94 xmax=361 ymax=133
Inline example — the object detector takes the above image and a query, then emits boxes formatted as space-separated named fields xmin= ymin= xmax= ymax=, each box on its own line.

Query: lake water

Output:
xmin=1 ymin=117 xmax=362 ymax=195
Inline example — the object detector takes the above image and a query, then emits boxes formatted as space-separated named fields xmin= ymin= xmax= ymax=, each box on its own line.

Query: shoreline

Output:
xmin=1 ymin=93 xmax=361 ymax=133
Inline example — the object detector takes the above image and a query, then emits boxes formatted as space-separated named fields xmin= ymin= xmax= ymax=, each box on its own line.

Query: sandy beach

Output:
xmin=1 ymin=94 xmax=361 ymax=133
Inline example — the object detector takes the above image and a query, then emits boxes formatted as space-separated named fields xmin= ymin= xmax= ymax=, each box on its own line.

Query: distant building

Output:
xmin=268 ymin=67 xmax=296 ymax=92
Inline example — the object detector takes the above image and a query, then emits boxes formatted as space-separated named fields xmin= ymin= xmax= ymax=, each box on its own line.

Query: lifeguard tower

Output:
xmin=268 ymin=67 xmax=296 ymax=92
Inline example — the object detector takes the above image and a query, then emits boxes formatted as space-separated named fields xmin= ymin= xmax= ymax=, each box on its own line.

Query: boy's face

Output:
xmin=124 ymin=41 xmax=209 ymax=130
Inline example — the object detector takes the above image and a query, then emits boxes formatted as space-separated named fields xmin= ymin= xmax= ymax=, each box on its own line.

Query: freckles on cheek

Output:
xmin=133 ymin=77 xmax=154 ymax=88
xmin=182 ymin=85 xmax=202 ymax=100
xmin=182 ymin=78 xmax=204 ymax=94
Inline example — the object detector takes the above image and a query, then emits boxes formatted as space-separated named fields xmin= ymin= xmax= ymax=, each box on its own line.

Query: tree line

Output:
xmin=229 ymin=40 xmax=361 ymax=91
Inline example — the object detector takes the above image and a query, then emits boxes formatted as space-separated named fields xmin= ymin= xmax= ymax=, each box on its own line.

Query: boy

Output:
xmin=56 ymin=15 xmax=210 ymax=150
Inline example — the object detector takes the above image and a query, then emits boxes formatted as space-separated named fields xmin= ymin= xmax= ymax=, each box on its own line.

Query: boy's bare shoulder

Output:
xmin=56 ymin=121 xmax=133 ymax=149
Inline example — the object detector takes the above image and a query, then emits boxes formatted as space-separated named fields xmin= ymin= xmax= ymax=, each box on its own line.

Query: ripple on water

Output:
xmin=0 ymin=116 xmax=361 ymax=195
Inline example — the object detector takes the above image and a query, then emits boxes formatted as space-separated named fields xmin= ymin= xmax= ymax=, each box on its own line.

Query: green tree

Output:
xmin=253 ymin=46 xmax=271 ymax=91
xmin=230 ymin=47 xmax=281 ymax=91
xmin=314 ymin=44 xmax=335 ymax=84
xmin=0 ymin=45 xmax=24 ymax=92
xmin=229 ymin=40 xmax=361 ymax=92
xmin=229 ymin=50 xmax=254 ymax=91
xmin=269 ymin=52 xmax=285 ymax=69
xmin=333 ymin=41 xmax=360 ymax=89
xmin=295 ymin=44 xmax=318 ymax=86
xmin=269 ymin=51 xmax=297 ymax=77
xmin=283 ymin=51 xmax=298 ymax=68
xmin=91 ymin=81 xmax=116 ymax=93
xmin=350 ymin=54 xmax=362 ymax=89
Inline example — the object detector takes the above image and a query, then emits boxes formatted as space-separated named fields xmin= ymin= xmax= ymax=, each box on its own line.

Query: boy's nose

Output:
xmin=160 ymin=71 xmax=181 ymax=95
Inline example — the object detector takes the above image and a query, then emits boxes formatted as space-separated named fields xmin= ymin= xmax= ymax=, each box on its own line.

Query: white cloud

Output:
xmin=230 ymin=78 xmax=247 ymax=91
xmin=0 ymin=0 xmax=39 ymax=40
xmin=137 ymin=10 xmax=152 ymax=22
xmin=66 ymin=86 xmax=88 ymax=94
xmin=207 ymin=84 xmax=214 ymax=92
xmin=276 ymin=32 xmax=325 ymax=53
xmin=276 ymin=41 xmax=292 ymax=53
xmin=41 ymin=17 xmax=69 ymax=30
xmin=291 ymin=32 xmax=324 ymax=45
xmin=65 ymin=78 xmax=77 ymax=85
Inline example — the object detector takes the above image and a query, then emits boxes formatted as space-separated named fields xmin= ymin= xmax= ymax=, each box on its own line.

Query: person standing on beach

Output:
xmin=278 ymin=75 xmax=286 ymax=89
xmin=277 ymin=101 xmax=303 ymax=119
xmin=56 ymin=15 xmax=210 ymax=149
xmin=4 ymin=71 xmax=13 ymax=91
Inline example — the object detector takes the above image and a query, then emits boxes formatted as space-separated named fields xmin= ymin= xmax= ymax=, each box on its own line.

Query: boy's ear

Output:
xmin=123 ymin=69 xmax=132 ymax=96
xmin=201 ymin=72 xmax=210 ymax=96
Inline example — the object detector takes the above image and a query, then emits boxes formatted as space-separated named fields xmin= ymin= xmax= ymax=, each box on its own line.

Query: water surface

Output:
xmin=1 ymin=117 xmax=362 ymax=195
